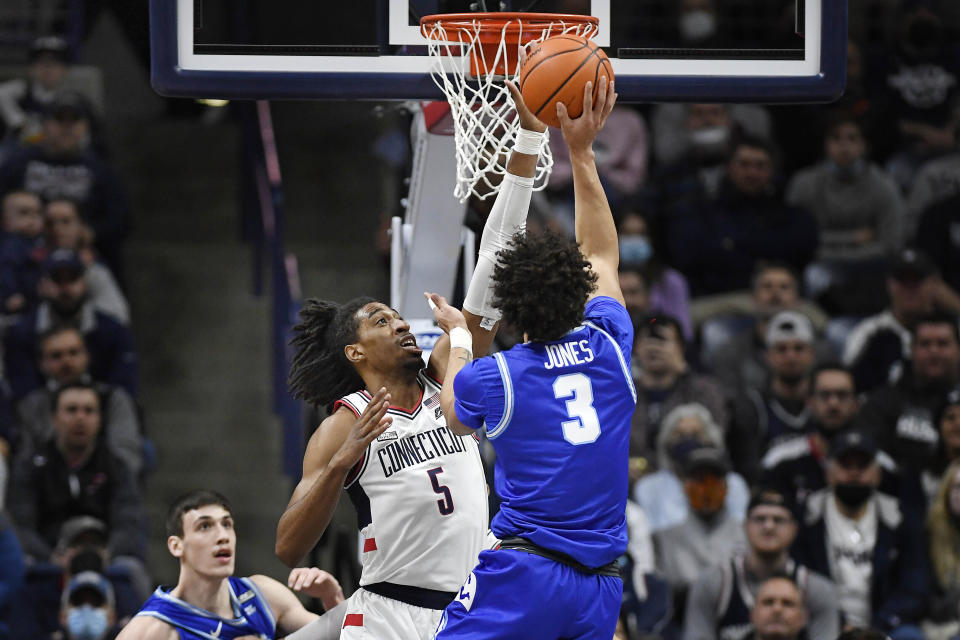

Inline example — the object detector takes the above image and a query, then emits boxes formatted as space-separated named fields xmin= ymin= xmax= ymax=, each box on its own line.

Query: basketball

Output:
xmin=517 ymin=35 xmax=614 ymax=128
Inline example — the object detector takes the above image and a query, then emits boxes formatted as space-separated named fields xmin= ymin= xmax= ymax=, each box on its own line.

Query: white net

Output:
xmin=422 ymin=15 xmax=599 ymax=202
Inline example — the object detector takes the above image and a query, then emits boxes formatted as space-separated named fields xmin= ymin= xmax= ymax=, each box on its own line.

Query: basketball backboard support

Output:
xmin=151 ymin=0 xmax=847 ymax=103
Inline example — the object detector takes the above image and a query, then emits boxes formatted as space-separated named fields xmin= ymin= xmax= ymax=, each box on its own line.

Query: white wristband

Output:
xmin=513 ymin=127 xmax=547 ymax=156
xmin=449 ymin=326 xmax=473 ymax=358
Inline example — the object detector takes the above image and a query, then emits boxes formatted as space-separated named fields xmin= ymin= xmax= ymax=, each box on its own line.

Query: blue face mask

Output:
xmin=67 ymin=605 xmax=109 ymax=640
xmin=619 ymin=235 xmax=652 ymax=268
xmin=827 ymin=157 xmax=865 ymax=181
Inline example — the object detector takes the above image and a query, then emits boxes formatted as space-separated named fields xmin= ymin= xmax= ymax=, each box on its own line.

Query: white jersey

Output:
xmin=336 ymin=371 xmax=489 ymax=592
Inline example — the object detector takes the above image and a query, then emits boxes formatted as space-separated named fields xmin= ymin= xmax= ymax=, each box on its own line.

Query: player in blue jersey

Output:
xmin=116 ymin=490 xmax=345 ymax=639
xmin=426 ymin=76 xmax=634 ymax=640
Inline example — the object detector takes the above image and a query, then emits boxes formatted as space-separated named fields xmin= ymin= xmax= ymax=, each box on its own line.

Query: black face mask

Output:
xmin=834 ymin=482 xmax=873 ymax=509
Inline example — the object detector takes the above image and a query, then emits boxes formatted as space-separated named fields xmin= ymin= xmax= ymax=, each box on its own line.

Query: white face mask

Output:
xmin=689 ymin=125 xmax=730 ymax=157
xmin=680 ymin=10 xmax=717 ymax=42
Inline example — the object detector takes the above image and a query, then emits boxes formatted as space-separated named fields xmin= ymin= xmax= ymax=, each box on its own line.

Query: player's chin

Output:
xmin=402 ymin=353 xmax=426 ymax=372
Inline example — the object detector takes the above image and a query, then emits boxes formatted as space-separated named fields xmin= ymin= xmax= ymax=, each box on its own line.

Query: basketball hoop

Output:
xmin=420 ymin=12 xmax=600 ymax=202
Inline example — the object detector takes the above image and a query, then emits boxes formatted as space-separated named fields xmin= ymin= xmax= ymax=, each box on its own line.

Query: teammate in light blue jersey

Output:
xmin=428 ymin=77 xmax=634 ymax=639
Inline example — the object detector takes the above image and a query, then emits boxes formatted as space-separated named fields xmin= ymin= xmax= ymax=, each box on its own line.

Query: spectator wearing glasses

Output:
xmin=4 ymin=249 xmax=137 ymax=399
xmin=683 ymin=488 xmax=838 ymax=640
xmin=728 ymin=311 xmax=817 ymax=484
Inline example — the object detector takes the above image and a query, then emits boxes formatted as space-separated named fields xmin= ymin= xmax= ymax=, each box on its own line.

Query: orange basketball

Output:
xmin=517 ymin=35 xmax=614 ymax=128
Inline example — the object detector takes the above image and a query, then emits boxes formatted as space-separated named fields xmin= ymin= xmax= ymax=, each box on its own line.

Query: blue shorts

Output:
xmin=434 ymin=549 xmax=622 ymax=640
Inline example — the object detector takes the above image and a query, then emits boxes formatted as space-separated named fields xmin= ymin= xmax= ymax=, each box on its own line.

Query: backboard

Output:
xmin=151 ymin=0 xmax=847 ymax=103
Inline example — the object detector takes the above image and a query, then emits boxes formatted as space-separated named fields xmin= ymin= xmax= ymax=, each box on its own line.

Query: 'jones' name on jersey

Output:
xmin=544 ymin=339 xmax=595 ymax=370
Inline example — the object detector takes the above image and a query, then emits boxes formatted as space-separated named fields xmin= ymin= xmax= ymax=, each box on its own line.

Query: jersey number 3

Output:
xmin=553 ymin=373 xmax=601 ymax=445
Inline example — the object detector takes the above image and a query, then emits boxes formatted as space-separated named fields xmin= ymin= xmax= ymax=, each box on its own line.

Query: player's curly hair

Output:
xmin=492 ymin=230 xmax=597 ymax=342
xmin=288 ymin=296 xmax=375 ymax=408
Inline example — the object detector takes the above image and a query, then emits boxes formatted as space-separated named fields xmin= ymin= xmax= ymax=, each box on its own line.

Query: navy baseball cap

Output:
xmin=29 ymin=36 xmax=69 ymax=63
xmin=683 ymin=446 xmax=729 ymax=476
xmin=747 ymin=486 xmax=796 ymax=517
xmin=63 ymin=571 xmax=114 ymax=609
xmin=46 ymin=91 xmax=92 ymax=122
xmin=829 ymin=430 xmax=878 ymax=460
xmin=44 ymin=249 xmax=85 ymax=277
xmin=890 ymin=249 xmax=936 ymax=283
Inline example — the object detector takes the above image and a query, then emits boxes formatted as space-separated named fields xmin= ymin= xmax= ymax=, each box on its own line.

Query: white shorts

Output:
xmin=339 ymin=588 xmax=443 ymax=639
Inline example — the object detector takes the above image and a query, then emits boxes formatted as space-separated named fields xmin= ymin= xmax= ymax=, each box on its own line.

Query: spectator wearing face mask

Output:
xmin=792 ymin=431 xmax=930 ymax=639
xmin=53 ymin=571 xmax=117 ymax=640
xmin=786 ymin=114 xmax=904 ymax=263
xmin=634 ymin=403 xmax=748 ymax=533
xmin=617 ymin=209 xmax=692 ymax=340
xmin=654 ymin=447 xmax=747 ymax=627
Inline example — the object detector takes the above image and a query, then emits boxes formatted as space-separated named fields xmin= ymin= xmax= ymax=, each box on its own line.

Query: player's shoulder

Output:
xmin=115 ymin=614 xmax=179 ymax=640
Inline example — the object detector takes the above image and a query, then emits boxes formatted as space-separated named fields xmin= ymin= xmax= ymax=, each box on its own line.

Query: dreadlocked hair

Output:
xmin=492 ymin=229 xmax=597 ymax=342
xmin=288 ymin=296 xmax=375 ymax=408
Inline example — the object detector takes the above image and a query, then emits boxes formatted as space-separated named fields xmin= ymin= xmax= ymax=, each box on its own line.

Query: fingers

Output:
xmin=556 ymin=101 xmax=572 ymax=127
xmin=358 ymin=387 xmax=391 ymax=428
xmin=593 ymin=76 xmax=609 ymax=117
xmin=505 ymin=79 xmax=522 ymax=104
xmin=423 ymin=291 xmax=449 ymax=312
xmin=582 ymin=80 xmax=594 ymax=117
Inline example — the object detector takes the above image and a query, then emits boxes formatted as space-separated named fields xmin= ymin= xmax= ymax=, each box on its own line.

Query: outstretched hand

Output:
xmin=556 ymin=76 xmax=617 ymax=153
xmin=425 ymin=292 xmax=468 ymax=334
xmin=332 ymin=387 xmax=392 ymax=469
xmin=288 ymin=567 xmax=345 ymax=611
xmin=505 ymin=79 xmax=547 ymax=133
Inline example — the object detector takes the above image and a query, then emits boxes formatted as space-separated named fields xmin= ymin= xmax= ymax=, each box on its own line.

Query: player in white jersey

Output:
xmin=276 ymin=86 xmax=549 ymax=639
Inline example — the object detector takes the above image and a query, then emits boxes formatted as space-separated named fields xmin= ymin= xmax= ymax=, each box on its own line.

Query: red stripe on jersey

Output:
xmin=343 ymin=450 xmax=366 ymax=487
xmin=343 ymin=614 xmax=363 ymax=628
xmin=363 ymin=537 xmax=378 ymax=552
xmin=360 ymin=385 xmax=424 ymax=416
xmin=333 ymin=399 xmax=361 ymax=418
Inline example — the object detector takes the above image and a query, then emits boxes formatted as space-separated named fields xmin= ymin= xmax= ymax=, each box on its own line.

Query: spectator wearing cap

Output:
xmin=0 ymin=188 xmax=46 ymax=313
xmin=857 ymin=312 xmax=960 ymax=473
xmin=843 ymin=249 xmax=938 ymax=393
xmin=786 ymin=113 xmax=904 ymax=262
xmin=4 ymin=248 xmax=137 ymax=399
xmin=653 ymin=446 xmax=747 ymax=626
xmin=635 ymin=403 xmax=749 ymax=533
xmin=683 ymin=487 xmax=839 ymax=640
xmin=0 ymin=90 xmax=131 ymax=280
xmin=792 ymin=430 xmax=931 ymax=639
xmin=701 ymin=261 xmax=831 ymax=396
xmin=762 ymin=363 xmax=901 ymax=514
xmin=727 ymin=311 xmax=817 ymax=484
xmin=7 ymin=382 xmax=149 ymax=599
xmin=45 ymin=198 xmax=127 ymax=324
xmin=54 ymin=570 xmax=117 ymax=640
xmin=16 ymin=325 xmax=142 ymax=478
xmin=630 ymin=315 xmax=728 ymax=460
xmin=925 ymin=458 xmax=960 ymax=635
xmin=0 ymin=35 xmax=71 ymax=147
xmin=745 ymin=576 xmax=809 ymax=640
xmin=665 ymin=135 xmax=819 ymax=297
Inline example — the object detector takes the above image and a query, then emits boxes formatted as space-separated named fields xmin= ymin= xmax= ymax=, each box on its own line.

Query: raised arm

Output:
xmin=556 ymin=77 xmax=624 ymax=305
xmin=275 ymin=390 xmax=391 ymax=567
xmin=428 ymin=80 xmax=546 ymax=380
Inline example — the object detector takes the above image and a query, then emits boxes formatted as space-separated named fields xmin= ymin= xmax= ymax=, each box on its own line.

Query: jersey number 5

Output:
xmin=427 ymin=467 xmax=455 ymax=515
xmin=553 ymin=373 xmax=601 ymax=445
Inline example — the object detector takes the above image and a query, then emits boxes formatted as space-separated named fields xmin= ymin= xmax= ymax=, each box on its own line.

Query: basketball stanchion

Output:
xmin=420 ymin=12 xmax=600 ymax=202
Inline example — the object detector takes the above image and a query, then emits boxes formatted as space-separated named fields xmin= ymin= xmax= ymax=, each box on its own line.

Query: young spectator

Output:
xmin=746 ymin=576 xmax=809 ymax=640
xmin=926 ymin=459 xmax=960 ymax=636
xmin=0 ymin=91 xmax=131 ymax=279
xmin=618 ymin=209 xmax=692 ymax=340
xmin=630 ymin=315 xmax=728 ymax=457
xmin=666 ymin=136 xmax=819 ymax=296
xmin=54 ymin=570 xmax=118 ymax=640
xmin=4 ymin=249 xmax=138 ymax=398
xmin=654 ymin=447 xmax=747 ymax=622
xmin=791 ymin=431 xmax=930 ymax=638
xmin=683 ymin=488 xmax=839 ymax=640
xmin=16 ymin=325 xmax=142 ymax=477
xmin=844 ymin=249 xmax=937 ymax=393
xmin=857 ymin=312 xmax=960 ymax=472
xmin=0 ymin=36 xmax=71 ymax=146
xmin=0 ymin=188 xmax=46 ymax=313
xmin=635 ymin=405 xmax=748 ymax=533
xmin=44 ymin=200 xmax=128 ymax=324
xmin=6 ymin=383 xmax=149 ymax=598
xmin=728 ymin=311 xmax=816 ymax=484
xmin=786 ymin=114 xmax=904 ymax=261
xmin=703 ymin=261 xmax=830 ymax=395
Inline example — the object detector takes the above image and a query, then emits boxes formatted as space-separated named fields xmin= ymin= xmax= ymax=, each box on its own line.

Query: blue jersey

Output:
xmin=453 ymin=296 xmax=636 ymax=567
xmin=134 ymin=576 xmax=276 ymax=639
